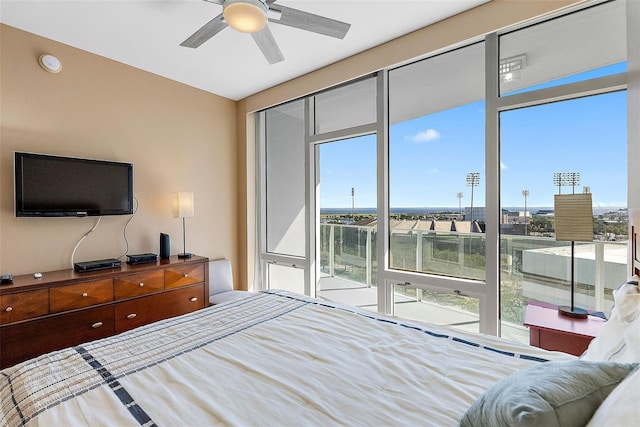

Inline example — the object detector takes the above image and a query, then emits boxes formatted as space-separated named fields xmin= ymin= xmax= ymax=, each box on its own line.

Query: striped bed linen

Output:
xmin=0 ymin=290 xmax=573 ymax=426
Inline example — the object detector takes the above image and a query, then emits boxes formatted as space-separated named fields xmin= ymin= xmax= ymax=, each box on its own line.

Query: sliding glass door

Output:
xmin=317 ymin=134 xmax=377 ymax=310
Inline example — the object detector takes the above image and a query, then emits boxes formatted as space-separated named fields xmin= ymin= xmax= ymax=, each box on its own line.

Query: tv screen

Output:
xmin=15 ymin=152 xmax=134 ymax=217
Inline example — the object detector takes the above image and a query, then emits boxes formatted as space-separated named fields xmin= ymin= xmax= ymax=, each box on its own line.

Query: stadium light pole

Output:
xmin=351 ymin=187 xmax=355 ymax=216
xmin=553 ymin=172 xmax=581 ymax=195
xmin=466 ymin=173 xmax=480 ymax=226
xmin=522 ymin=189 xmax=529 ymax=236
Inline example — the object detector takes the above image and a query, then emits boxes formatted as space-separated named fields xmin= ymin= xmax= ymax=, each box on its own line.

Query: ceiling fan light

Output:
xmin=223 ymin=0 xmax=268 ymax=33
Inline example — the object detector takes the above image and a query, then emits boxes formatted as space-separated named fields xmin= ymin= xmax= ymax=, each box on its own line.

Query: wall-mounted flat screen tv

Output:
xmin=15 ymin=152 xmax=134 ymax=217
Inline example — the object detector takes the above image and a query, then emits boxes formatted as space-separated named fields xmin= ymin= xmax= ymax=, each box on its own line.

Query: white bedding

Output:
xmin=0 ymin=290 xmax=573 ymax=427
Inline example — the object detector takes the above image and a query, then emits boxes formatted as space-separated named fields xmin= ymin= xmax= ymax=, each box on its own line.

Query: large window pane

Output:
xmin=389 ymin=42 xmax=486 ymax=281
xmin=499 ymin=0 xmax=626 ymax=96
xmin=265 ymin=100 xmax=305 ymax=257
xmin=393 ymin=284 xmax=480 ymax=334
xmin=313 ymin=77 xmax=377 ymax=134
xmin=499 ymin=92 xmax=628 ymax=342
xmin=266 ymin=263 xmax=304 ymax=294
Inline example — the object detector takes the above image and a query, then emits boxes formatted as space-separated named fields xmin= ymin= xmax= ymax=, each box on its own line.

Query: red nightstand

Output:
xmin=523 ymin=304 xmax=606 ymax=356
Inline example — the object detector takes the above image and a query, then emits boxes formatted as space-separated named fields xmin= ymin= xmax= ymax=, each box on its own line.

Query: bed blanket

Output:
xmin=0 ymin=290 xmax=572 ymax=427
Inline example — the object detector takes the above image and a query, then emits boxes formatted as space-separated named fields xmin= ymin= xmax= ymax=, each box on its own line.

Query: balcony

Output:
xmin=318 ymin=222 xmax=627 ymax=344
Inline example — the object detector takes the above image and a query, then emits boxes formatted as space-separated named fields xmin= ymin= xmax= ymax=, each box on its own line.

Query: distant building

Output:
xmin=463 ymin=207 xmax=486 ymax=222
xmin=358 ymin=219 xmax=484 ymax=233
xmin=521 ymin=242 xmax=627 ymax=312
xmin=536 ymin=209 xmax=554 ymax=216
xmin=502 ymin=210 xmax=530 ymax=224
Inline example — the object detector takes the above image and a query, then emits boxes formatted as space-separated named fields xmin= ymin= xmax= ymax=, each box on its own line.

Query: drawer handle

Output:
xmin=91 ymin=322 xmax=103 ymax=329
xmin=5 ymin=306 xmax=13 ymax=312
xmin=126 ymin=313 xmax=137 ymax=319
xmin=139 ymin=282 xmax=144 ymax=287
xmin=82 ymin=292 xmax=88 ymax=297
xmin=184 ymin=274 xmax=189 ymax=278
xmin=189 ymin=297 xmax=198 ymax=302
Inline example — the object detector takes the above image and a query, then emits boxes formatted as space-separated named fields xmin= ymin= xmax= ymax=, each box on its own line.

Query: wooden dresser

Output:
xmin=0 ymin=255 xmax=208 ymax=369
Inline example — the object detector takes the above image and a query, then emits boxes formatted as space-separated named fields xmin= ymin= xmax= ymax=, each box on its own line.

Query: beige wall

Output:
xmin=0 ymin=25 xmax=240 ymax=284
xmin=236 ymin=100 xmax=257 ymax=291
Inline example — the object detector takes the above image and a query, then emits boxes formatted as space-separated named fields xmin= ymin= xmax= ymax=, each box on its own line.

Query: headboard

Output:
xmin=633 ymin=225 xmax=639 ymax=276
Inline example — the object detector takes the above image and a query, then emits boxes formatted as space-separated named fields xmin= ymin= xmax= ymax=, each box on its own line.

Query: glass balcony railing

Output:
xmin=318 ymin=222 xmax=628 ymax=341
xmin=320 ymin=223 xmax=377 ymax=287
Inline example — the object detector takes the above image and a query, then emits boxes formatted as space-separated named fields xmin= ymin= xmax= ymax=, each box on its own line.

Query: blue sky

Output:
xmin=319 ymin=64 xmax=627 ymax=210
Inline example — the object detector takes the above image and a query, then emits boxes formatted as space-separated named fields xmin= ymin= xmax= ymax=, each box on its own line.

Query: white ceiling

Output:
xmin=0 ymin=0 xmax=489 ymax=100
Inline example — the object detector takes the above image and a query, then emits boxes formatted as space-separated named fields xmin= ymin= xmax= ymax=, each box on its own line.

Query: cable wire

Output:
xmin=70 ymin=216 xmax=102 ymax=269
xmin=118 ymin=196 xmax=139 ymax=260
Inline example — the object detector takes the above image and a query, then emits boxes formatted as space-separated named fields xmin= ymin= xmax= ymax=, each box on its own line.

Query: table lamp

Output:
xmin=554 ymin=193 xmax=593 ymax=318
xmin=173 ymin=192 xmax=194 ymax=259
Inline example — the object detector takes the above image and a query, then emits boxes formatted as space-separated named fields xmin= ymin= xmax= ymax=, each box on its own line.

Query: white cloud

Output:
xmin=407 ymin=128 xmax=440 ymax=143
xmin=500 ymin=162 xmax=508 ymax=170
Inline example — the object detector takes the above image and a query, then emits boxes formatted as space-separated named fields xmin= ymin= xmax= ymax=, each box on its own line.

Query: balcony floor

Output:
xmin=317 ymin=274 xmax=530 ymax=345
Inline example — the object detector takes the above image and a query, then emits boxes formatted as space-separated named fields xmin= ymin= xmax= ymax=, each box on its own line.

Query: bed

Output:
xmin=2 ymin=232 xmax=639 ymax=426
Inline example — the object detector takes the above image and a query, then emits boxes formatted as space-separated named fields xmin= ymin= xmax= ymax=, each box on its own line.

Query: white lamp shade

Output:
xmin=173 ymin=192 xmax=194 ymax=218
xmin=554 ymin=193 xmax=593 ymax=242
xmin=223 ymin=0 xmax=268 ymax=33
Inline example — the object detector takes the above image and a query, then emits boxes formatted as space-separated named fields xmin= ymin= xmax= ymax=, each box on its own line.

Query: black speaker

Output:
xmin=160 ymin=233 xmax=170 ymax=259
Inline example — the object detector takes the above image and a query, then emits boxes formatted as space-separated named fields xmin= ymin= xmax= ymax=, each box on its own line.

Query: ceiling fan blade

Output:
xmin=268 ymin=4 xmax=351 ymax=39
xmin=202 ymin=0 xmax=223 ymax=4
xmin=180 ymin=13 xmax=227 ymax=48
xmin=251 ymin=26 xmax=284 ymax=64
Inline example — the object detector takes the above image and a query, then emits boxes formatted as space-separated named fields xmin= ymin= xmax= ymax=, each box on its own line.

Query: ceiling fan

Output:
xmin=180 ymin=0 xmax=351 ymax=64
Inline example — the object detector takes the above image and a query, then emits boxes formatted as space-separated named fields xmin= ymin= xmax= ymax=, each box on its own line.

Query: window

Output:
xmin=497 ymin=0 xmax=628 ymax=341
xmin=260 ymin=100 xmax=308 ymax=293
xmin=313 ymin=77 xmax=377 ymax=134
xmin=257 ymin=0 xmax=635 ymax=338
xmin=388 ymin=42 xmax=486 ymax=281
xmin=394 ymin=284 xmax=480 ymax=334
xmin=499 ymin=0 xmax=626 ymax=96
xmin=266 ymin=263 xmax=305 ymax=295
xmin=265 ymin=100 xmax=305 ymax=257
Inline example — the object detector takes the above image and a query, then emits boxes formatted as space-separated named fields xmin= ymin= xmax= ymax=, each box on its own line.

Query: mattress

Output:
xmin=0 ymin=290 xmax=573 ymax=426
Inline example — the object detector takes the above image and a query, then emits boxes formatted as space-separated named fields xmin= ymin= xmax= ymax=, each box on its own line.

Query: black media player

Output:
xmin=126 ymin=253 xmax=158 ymax=265
xmin=74 ymin=258 xmax=122 ymax=272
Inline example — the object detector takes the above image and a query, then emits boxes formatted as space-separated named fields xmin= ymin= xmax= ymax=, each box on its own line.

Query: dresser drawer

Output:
xmin=114 ymin=270 xmax=164 ymax=300
xmin=50 ymin=279 xmax=114 ymax=313
xmin=0 ymin=289 xmax=49 ymax=324
xmin=0 ymin=305 xmax=115 ymax=368
xmin=165 ymin=263 xmax=205 ymax=289
xmin=115 ymin=284 xmax=204 ymax=333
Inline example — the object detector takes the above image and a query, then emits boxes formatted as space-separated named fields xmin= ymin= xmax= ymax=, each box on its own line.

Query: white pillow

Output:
xmin=582 ymin=276 xmax=640 ymax=363
xmin=587 ymin=365 xmax=640 ymax=426
xmin=461 ymin=360 xmax=637 ymax=427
